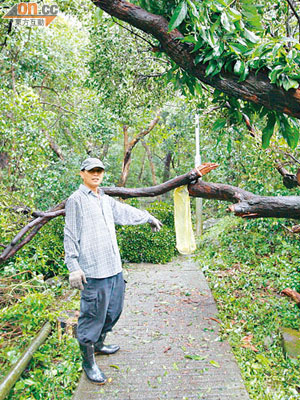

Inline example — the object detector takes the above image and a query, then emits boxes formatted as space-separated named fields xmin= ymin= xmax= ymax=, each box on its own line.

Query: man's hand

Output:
xmin=196 ymin=163 xmax=219 ymax=177
xmin=69 ymin=269 xmax=87 ymax=290
xmin=148 ymin=216 xmax=163 ymax=232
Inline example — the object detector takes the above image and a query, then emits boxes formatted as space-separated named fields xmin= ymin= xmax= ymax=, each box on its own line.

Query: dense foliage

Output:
xmin=197 ymin=217 xmax=300 ymax=399
xmin=117 ymin=201 xmax=177 ymax=263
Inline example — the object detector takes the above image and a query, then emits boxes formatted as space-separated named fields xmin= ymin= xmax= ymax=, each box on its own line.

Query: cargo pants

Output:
xmin=77 ymin=271 xmax=126 ymax=344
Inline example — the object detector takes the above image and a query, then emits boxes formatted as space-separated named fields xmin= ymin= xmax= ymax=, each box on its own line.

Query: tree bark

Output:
xmin=142 ymin=140 xmax=157 ymax=185
xmin=101 ymin=142 xmax=110 ymax=159
xmin=92 ymin=0 xmax=300 ymax=119
xmin=119 ymin=125 xmax=131 ymax=186
xmin=46 ymin=133 xmax=64 ymax=160
xmin=118 ymin=113 xmax=160 ymax=186
xmin=163 ymin=151 xmax=172 ymax=182
xmin=138 ymin=151 xmax=146 ymax=183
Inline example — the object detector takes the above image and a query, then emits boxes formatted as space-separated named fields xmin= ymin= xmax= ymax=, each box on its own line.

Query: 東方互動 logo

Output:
xmin=2 ymin=3 xmax=59 ymax=27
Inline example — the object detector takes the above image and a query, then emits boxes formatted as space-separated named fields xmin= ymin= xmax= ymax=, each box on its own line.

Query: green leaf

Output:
xmin=241 ymin=0 xmax=263 ymax=30
xmin=212 ymin=118 xmax=227 ymax=131
xmin=238 ymin=64 xmax=249 ymax=82
xmin=269 ymin=65 xmax=284 ymax=84
xmin=205 ymin=60 xmax=217 ymax=76
xmin=185 ymin=354 xmax=207 ymax=360
xmin=186 ymin=79 xmax=195 ymax=95
xmin=228 ymin=42 xmax=249 ymax=55
xmin=256 ymin=354 xmax=271 ymax=367
xmin=94 ymin=8 xmax=103 ymax=22
xmin=234 ymin=60 xmax=245 ymax=76
xmin=203 ymin=50 xmax=215 ymax=63
xmin=210 ymin=360 xmax=220 ymax=368
xmin=207 ymin=31 xmax=217 ymax=48
xmin=262 ymin=113 xmax=276 ymax=149
xmin=180 ymin=35 xmax=197 ymax=44
xmin=110 ymin=364 xmax=120 ymax=369
xmin=228 ymin=7 xmax=242 ymax=22
xmin=194 ymin=81 xmax=203 ymax=95
xmin=279 ymin=115 xmax=300 ymax=149
xmin=243 ymin=28 xmax=260 ymax=43
xmin=191 ymin=39 xmax=204 ymax=53
xmin=186 ymin=0 xmax=199 ymax=18
xmin=168 ymin=1 xmax=188 ymax=32
xmin=221 ymin=12 xmax=231 ymax=31
xmin=205 ymin=59 xmax=223 ymax=77
xmin=214 ymin=0 xmax=229 ymax=6
xmin=282 ymin=78 xmax=299 ymax=91
xmin=194 ymin=54 xmax=204 ymax=65
xmin=227 ymin=138 xmax=232 ymax=154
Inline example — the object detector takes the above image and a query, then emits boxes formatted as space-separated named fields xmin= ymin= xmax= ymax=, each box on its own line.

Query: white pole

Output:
xmin=195 ymin=114 xmax=201 ymax=166
xmin=195 ymin=114 xmax=203 ymax=236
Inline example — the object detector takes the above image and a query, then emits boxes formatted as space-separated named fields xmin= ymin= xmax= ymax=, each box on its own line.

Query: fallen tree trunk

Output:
xmin=1 ymin=166 xmax=300 ymax=265
xmin=0 ymin=322 xmax=52 ymax=400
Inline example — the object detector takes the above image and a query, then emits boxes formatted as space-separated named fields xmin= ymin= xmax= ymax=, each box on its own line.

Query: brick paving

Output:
xmin=73 ymin=256 xmax=249 ymax=400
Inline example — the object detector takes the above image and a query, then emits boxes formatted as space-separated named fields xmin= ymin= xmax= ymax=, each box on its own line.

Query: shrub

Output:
xmin=116 ymin=200 xmax=177 ymax=263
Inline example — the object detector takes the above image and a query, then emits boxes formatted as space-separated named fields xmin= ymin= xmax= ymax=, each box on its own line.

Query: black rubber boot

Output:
xmin=79 ymin=343 xmax=107 ymax=385
xmin=94 ymin=333 xmax=120 ymax=355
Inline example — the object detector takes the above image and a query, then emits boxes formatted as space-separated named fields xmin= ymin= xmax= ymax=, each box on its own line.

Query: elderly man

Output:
xmin=64 ymin=158 xmax=162 ymax=385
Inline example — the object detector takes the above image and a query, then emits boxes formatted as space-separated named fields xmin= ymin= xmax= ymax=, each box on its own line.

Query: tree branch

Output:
xmin=111 ymin=17 xmax=157 ymax=49
xmin=286 ymin=0 xmax=300 ymax=43
xmin=276 ymin=162 xmax=299 ymax=188
xmin=45 ymin=132 xmax=64 ymax=160
xmin=40 ymin=101 xmax=79 ymax=116
xmin=0 ymin=20 xmax=13 ymax=48
xmin=128 ymin=113 xmax=160 ymax=150
xmin=284 ymin=152 xmax=300 ymax=165
xmin=32 ymin=85 xmax=59 ymax=96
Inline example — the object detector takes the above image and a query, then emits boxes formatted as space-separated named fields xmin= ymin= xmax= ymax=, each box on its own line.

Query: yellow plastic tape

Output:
xmin=173 ymin=185 xmax=196 ymax=255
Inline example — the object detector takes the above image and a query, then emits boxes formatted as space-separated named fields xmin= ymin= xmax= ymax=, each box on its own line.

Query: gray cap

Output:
xmin=80 ymin=157 xmax=105 ymax=171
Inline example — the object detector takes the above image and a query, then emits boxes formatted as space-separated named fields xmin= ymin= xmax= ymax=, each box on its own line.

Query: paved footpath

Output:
xmin=73 ymin=256 xmax=249 ymax=400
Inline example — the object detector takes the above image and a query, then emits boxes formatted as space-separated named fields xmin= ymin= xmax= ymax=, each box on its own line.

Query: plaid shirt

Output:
xmin=64 ymin=184 xmax=151 ymax=278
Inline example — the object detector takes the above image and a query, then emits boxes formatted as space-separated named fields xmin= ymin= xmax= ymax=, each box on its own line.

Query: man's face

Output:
xmin=80 ymin=168 xmax=105 ymax=190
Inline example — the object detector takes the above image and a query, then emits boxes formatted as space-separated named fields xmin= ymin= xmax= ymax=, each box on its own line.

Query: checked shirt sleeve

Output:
xmin=64 ymin=197 xmax=82 ymax=272
xmin=108 ymin=196 xmax=151 ymax=225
